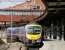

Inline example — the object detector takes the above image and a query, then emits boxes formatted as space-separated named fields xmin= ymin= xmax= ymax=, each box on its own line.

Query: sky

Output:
xmin=0 ymin=0 xmax=27 ymax=9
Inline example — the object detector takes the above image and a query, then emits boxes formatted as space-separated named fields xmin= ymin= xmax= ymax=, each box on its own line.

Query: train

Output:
xmin=6 ymin=23 xmax=44 ymax=48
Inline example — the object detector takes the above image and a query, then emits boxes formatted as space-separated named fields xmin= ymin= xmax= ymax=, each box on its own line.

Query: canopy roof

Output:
xmin=0 ymin=0 xmax=47 ymax=23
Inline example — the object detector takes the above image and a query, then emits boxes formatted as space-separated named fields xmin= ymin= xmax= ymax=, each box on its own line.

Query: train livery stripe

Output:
xmin=26 ymin=34 xmax=41 ymax=40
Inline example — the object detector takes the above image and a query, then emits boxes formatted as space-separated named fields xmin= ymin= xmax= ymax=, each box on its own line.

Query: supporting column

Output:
xmin=50 ymin=22 xmax=54 ymax=39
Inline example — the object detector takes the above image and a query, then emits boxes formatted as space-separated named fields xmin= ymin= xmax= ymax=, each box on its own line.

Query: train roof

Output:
xmin=25 ymin=23 xmax=42 ymax=27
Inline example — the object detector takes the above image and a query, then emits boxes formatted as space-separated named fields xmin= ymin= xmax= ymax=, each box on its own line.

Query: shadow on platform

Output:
xmin=43 ymin=39 xmax=54 ymax=41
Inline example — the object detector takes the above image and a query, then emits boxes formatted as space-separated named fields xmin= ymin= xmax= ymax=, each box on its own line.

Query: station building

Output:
xmin=0 ymin=0 xmax=46 ymax=29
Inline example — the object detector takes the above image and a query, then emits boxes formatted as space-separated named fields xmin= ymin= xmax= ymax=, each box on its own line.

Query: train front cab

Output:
xmin=25 ymin=24 xmax=44 ymax=48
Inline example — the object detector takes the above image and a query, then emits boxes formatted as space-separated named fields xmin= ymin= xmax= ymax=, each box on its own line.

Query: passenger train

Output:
xmin=7 ymin=23 xmax=44 ymax=48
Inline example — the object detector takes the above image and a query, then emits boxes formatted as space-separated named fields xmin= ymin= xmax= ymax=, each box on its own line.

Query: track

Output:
xmin=0 ymin=42 xmax=39 ymax=50
xmin=0 ymin=31 xmax=39 ymax=50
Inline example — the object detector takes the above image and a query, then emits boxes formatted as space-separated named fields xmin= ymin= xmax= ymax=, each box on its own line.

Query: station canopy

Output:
xmin=0 ymin=0 xmax=47 ymax=23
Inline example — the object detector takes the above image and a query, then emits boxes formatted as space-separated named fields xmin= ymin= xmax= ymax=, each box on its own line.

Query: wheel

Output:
xmin=7 ymin=36 xmax=11 ymax=43
xmin=27 ymin=48 xmax=39 ymax=50
xmin=7 ymin=36 xmax=15 ymax=43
